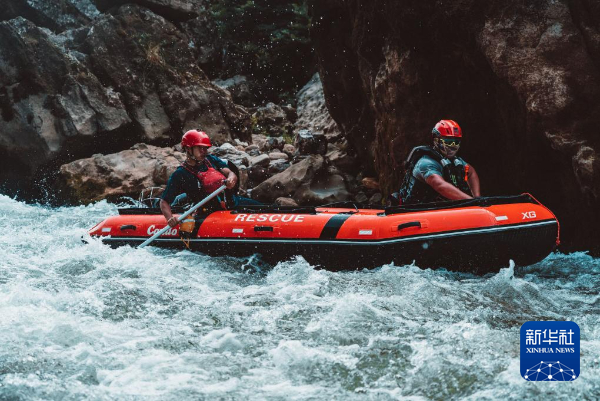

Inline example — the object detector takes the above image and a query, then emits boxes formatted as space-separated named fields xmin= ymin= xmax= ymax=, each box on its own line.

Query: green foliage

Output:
xmin=250 ymin=115 xmax=269 ymax=136
xmin=208 ymin=0 xmax=313 ymax=105
xmin=282 ymin=131 xmax=294 ymax=145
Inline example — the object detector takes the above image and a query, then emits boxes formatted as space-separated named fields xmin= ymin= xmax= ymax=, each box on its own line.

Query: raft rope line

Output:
xmin=109 ymin=219 xmax=557 ymax=246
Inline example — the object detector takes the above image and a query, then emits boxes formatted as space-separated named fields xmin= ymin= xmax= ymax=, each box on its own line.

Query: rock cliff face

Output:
xmin=93 ymin=0 xmax=206 ymax=21
xmin=309 ymin=0 xmax=600 ymax=249
xmin=295 ymin=73 xmax=342 ymax=142
xmin=0 ymin=2 xmax=250 ymax=192
xmin=0 ymin=0 xmax=97 ymax=32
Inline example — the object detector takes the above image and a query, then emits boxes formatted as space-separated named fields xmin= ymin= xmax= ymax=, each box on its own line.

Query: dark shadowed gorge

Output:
xmin=309 ymin=0 xmax=600 ymax=252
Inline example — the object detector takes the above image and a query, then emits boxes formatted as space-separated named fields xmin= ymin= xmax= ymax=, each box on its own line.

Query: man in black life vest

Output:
xmin=160 ymin=130 xmax=240 ymax=228
xmin=395 ymin=120 xmax=480 ymax=205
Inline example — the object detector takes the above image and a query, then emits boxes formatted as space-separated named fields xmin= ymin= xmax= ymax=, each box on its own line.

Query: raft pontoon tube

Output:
xmin=88 ymin=194 xmax=559 ymax=273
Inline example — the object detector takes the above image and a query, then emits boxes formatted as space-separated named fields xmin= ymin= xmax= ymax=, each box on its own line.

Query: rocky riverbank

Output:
xmin=57 ymin=74 xmax=380 ymax=206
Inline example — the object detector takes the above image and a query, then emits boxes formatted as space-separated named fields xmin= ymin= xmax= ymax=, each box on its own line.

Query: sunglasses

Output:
xmin=440 ymin=138 xmax=461 ymax=148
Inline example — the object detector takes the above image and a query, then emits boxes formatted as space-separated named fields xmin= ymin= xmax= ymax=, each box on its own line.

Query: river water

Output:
xmin=0 ymin=194 xmax=599 ymax=400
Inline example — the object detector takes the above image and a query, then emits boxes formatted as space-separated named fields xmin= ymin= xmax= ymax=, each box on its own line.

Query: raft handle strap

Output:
xmin=397 ymin=221 xmax=422 ymax=231
xmin=254 ymin=226 xmax=274 ymax=232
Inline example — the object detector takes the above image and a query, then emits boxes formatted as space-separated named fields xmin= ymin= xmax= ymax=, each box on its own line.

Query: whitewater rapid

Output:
xmin=0 ymin=194 xmax=598 ymax=399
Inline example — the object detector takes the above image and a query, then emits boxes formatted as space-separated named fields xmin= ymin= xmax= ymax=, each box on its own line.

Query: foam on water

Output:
xmin=0 ymin=195 xmax=599 ymax=400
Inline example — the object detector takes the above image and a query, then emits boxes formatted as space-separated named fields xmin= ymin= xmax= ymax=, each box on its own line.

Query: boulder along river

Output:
xmin=1 ymin=194 xmax=599 ymax=400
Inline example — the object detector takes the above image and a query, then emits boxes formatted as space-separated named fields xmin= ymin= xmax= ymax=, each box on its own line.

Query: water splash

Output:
xmin=0 ymin=195 xmax=599 ymax=399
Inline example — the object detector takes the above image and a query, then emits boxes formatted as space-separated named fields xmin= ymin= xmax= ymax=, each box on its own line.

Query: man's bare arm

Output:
xmin=160 ymin=199 xmax=178 ymax=228
xmin=220 ymin=167 xmax=238 ymax=189
xmin=467 ymin=166 xmax=480 ymax=197
xmin=425 ymin=174 xmax=473 ymax=200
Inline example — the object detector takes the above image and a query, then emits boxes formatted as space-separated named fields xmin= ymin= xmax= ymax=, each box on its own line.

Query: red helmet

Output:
xmin=432 ymin=120 xmax=462 ymax=138
xmin=181 ymin=130 xmax=211 ymax=148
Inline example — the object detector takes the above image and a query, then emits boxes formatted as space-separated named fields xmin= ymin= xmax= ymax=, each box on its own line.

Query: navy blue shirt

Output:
xmin=161 ymin=155 xmax=228 ymax=205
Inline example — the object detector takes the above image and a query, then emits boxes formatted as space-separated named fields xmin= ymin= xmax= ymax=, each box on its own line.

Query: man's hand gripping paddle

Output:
xmin=138 ymin=184 xmax=226 ymax=248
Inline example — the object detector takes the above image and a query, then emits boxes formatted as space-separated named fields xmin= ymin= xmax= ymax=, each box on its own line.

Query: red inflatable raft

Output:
xmin=88 ymin=194 xmax=559 ymax=273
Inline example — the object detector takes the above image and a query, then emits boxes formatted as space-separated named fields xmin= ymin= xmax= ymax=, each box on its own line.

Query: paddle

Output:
xmin=138 ymin=184 xmax=227 ymax=248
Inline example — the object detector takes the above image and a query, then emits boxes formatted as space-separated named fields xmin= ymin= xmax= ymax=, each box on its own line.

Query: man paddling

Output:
xmin=392 ymin=120 xmax=480 ymax=205
xmin=160 ymin=130 xmax=257 ymax=228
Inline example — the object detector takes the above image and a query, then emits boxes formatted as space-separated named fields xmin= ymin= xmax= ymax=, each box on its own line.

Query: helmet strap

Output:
xmin=185 ymin=147 xmax=199 ymax=164
xmin=434 ymin=137 xmax=444 ymax=153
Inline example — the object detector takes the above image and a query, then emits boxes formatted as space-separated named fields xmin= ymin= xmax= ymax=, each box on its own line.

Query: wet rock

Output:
xmin=268 ymin=159 xmax=291 ymax=175
xmin=71 ymin=0 xmax=101 ymax=19
xmin=250 ymin=155 xmax=350 ymax=205
xmin=361 ymin=177 xmax=380 ymax=190
xmin=0 ymin=4 xmax=252 ymax=190
xmin=325 ymin=165 xmax=342 ymax=177
xmin=132 ymin=92 xmax=171 ymax=140
xmin=245 ymin=148 xmax=261 ymax=157
xmin=210 ymin=143 xmax=250 ymax=167
xmin=180 ymin=9 xmax=219 ymax=69
xmin=294 ymin=129 xmax=328 ymax=156
xmin=251 ymin=155 xmax=325 ymax=203
xmin=1 ymin=0 xmax=97 ymax=32
xmin=212 ymin=75 xmax=253 ymax=106
xmin=93 ymin=0 xmax=205 ymax=21
xmin=251 ymin=102 xmax=295 ymax=138
xmin=295 ymin=73 xmax=342 ymax=142
xmin=283 ymin=144 xmax=296 ymax=157
xmin=290 ymin=154 xmax=312 ymax=165
xmin=234 ymin=138 xmax=249 ymax=147
xmin=251 ymin=134 xmax=268 ymax=152
xmin=275 ymin=197 xmax=299 ymax=207
xmin=265 ymin=136 xmax=286 ymax=152
xmin=293 ymin=173 xmax=352 ymax=205
xmin=281 ymin=105 xmax=296 ymax=123
xmin=326 ymin=148 xmax=359 ymax=174
xmin=0 ymin=17 xmax=130 ymax=178
xmin=344 ymin=173 xmax=360 ymax=195
xmin=354 ymin=192 xmax=368 ymax=204
xmin=185 ymin=1 xmax=313 ymax=107
xmin=247 ymin=165 xmax=271 ymax=188
xmin=249 ymin=154 xmax=271 ymax=168
xmin=237 ymin=166 xmax=249 ymax=196
xmin=268 ymin=152 xmax=289 ymax=161
xmin=58 ymin=143 xmax=184 ymax=203
xmin=84 ymin=5 xmax=251 ymax=145
xmin=369 ymin=192 xmax=383 ymax=205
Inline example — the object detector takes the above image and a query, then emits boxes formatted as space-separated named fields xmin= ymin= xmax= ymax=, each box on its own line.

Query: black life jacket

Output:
xmin=398 ymin=146 xmax=472 ymax=204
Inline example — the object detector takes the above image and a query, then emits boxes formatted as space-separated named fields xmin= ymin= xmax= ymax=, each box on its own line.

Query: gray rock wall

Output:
xmin=0 ymin=4 xmax=250 ymax=192
xmin=309 ymin=0 xmax=600 ymax=250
